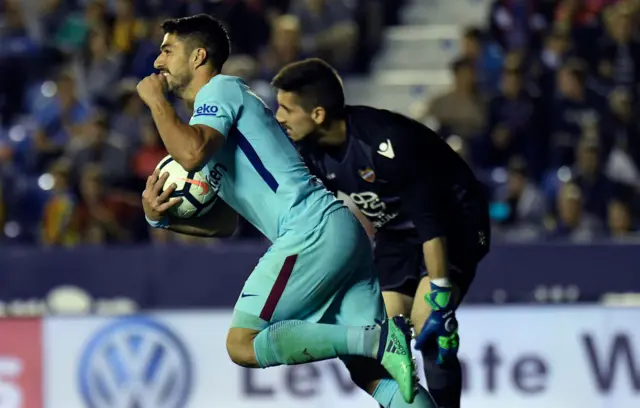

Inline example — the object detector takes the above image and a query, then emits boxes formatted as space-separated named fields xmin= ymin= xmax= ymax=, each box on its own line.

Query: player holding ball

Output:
xmin=138 ymin=13 xmax=438 ymax=408
xmin=272 ymin=58 xmax=491 ymax=408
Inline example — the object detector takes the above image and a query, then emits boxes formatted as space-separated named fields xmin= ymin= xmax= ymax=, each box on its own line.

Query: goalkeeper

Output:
xmin=271 ymin=58 xmax=492 ymax=408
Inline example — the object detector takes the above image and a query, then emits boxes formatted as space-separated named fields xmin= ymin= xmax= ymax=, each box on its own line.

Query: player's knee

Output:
xmin=226 ymin=328 xmax=260 ymax=368
xmin=345 ymin=357 xmax=390 ymax=394
xmin=411 ymin=306 xmax=429 ymax=336
xmin=381 ymin=291 xmax=413 ymax=318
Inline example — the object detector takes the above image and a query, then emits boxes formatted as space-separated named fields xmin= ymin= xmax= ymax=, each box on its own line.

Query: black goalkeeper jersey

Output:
xmin=299 ymin=105 xmax=489 ymax=246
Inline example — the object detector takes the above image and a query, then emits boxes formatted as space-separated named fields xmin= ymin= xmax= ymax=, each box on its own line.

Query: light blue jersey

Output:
xmin=189 ymin=75 xmax=341 ymax=242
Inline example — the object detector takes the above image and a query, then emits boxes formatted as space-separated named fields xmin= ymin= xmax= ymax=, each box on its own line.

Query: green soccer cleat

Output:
xmin=377 ymin=315 xmax=419 ymax=403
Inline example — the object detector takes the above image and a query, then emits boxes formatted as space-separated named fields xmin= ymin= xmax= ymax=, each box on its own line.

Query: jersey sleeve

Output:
xmin=373 ymin=126 xmax=447 ymax=242
xmin=189 ymin=78 xmax=244 ymax=137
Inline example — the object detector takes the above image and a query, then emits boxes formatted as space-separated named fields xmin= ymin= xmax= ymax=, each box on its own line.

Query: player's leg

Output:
xmin=226 ymin=207 xmax=418 ymax=402
xmin=411 ymin=274 xmax=464 ymax=408
xmin=412 ymin=229 xmax=489 ymax=408
xmin=375 ymin=233 xmax=422 ymax=319
xmin=382 ymin=289 xmax=413 ymax=318
xmin=328 ymin=250 xmax=436 ymax=408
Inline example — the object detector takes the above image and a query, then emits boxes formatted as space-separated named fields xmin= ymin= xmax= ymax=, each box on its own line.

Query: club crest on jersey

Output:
xmin=359 ymin=167 xmax=376 ymax=183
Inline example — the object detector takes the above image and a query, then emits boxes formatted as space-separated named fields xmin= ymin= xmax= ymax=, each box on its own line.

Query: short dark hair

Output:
xmin=561 ymin=58 xmax=587 ymax=85
xmin=272 ymin=58 xmax=345 ymax=118
xmin=463 ymin=27 xmax=483 ymax=41
xmin=503 ymin=66 xmax=524 ymax=77
xmin=161 ymin=14 xmax=230 ymax=71
xmin=450 ymin=57 xmax=474 ymax=73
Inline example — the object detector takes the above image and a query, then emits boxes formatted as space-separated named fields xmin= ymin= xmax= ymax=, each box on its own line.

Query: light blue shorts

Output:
xmin=232 ymin=207 xmax=386 ymax=330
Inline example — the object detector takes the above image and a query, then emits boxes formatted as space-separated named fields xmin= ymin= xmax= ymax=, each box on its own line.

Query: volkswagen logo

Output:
xmin=78 ymin=317 xmax=192 ymax=408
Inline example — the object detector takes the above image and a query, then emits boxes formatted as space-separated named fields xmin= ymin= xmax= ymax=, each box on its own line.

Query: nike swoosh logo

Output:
xmin=177 ymin=177 xmax=210 ymax=194
xmin=241 ymin=293 xmax=258 ymax=298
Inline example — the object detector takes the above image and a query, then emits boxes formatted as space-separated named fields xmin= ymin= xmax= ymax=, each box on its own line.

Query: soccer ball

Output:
xmin=155 ymin=155 xmax=218 ymax=218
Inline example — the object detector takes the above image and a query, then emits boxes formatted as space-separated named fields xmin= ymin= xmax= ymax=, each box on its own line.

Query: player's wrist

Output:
xmin=145 ymin=214 xmax=170 ymax=229
xmin=430 ymin=277 xmax=451 ymax=289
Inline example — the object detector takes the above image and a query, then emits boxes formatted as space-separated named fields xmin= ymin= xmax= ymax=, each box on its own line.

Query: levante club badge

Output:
xmin=359 ymin=167 xmax=376 ymax=183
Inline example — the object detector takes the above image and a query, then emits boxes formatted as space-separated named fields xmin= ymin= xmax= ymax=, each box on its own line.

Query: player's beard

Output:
xmin=167 ymin=71 xmax=192 ymax=99
xmin=294 ymin=128 xmax=323 ymax=150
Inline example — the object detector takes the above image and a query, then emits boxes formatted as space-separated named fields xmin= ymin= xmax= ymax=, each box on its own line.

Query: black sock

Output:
xmin=421 ymin=342 xmax=462 ymax=408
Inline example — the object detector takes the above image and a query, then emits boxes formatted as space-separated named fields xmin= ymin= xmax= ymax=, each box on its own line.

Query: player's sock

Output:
xmin=421 ymin=344 xmax=462 ymax=408
xmin=372 ymin=378 xmax=437 ymax=407
xmin=253 ymin=320 xmax=380 ymax=367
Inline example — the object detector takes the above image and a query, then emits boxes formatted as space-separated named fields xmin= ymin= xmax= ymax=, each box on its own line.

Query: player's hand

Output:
xmin=142 ymin=169 xmax=182 ymax=222
xmin=414 ymin=282 xmax=459 ymax=365
xmin=137 ymin=73 xmax=168 ymax=106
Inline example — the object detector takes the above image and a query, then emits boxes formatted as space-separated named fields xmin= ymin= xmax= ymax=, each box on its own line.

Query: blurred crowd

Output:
xmin=2 ymin=0 xmax=640 ymax=246
xmin=415 ymin=0 xmax=640 ymax=243
xmin=0 ymin=0 xmax=397 ymax=245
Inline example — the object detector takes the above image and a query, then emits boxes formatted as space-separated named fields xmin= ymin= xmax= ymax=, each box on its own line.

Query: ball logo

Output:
xmin=78 ymin=318 xmax=192 ymax=408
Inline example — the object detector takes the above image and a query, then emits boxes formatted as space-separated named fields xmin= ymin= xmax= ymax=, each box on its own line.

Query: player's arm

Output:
xmin=375 ymin=133 xmax=449 ymax=282
xmin=146 ymin=97 xmax=224 ymax=171
xmin=138 ymin=75 xmax=241 ymax=171
xmin=400 ymin=176 xmax=449 ymax=282
xmin=142 ymin=170 xmax=238 ymax=238
xmin=166 ymin=199 xmax=238 ymax=237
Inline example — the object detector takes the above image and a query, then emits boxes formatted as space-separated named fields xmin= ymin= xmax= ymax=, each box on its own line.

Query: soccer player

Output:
xmin=272 ymin=58 xmax=491 ymax=408
xmin=137 ymin=14 xmax=437 ymax=407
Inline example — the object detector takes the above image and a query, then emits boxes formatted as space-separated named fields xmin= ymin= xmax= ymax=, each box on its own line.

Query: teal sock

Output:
xmin=253 ymin=320 xmax=380 ymax=367
xmin=373 ymin=379 xmax=438 ymax=408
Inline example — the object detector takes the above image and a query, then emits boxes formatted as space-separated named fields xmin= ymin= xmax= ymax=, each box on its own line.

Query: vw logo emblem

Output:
xmin=78 ymin=317 xmax=192 ymax=408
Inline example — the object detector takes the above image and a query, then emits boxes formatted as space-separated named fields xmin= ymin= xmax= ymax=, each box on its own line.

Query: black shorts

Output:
xmin=374 ymin=226 xmax=490 ymax=299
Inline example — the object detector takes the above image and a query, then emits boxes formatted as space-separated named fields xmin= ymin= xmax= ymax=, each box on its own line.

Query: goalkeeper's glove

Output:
xmin=414 ymin=281 xmax=459 ymax=364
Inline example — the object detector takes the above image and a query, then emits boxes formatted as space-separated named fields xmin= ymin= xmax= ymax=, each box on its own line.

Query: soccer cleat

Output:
xmin=377 ymin=315 xmax=419 ymax=403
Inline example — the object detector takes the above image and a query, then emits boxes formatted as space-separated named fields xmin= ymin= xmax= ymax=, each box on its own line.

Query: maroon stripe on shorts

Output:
xmin=259 ymin=254 xmax=298 ymax=321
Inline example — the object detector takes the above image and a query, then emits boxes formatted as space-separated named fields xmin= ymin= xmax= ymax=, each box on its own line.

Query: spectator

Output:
xmin=259 ymin=15 xmax=306 ymax=81
xmin=216 ymin=0 xmax=271 ymax=56
xmin=131 ymin=119 xmax=167 ymax=187
xmin=596 ymin=6 xmax=640 ymax=94
xmin=534 ymin=28 xmax=573 ymax=100
xmin=554 ymin=0 xmax=611 ymax=67
xmin=607 ymin=198 xmax=637 ymax=238
xmin=128 ymin=16 xmax=167 ymax=79
xmin=417 ymin=58 xmax=486 ymax=141
xmin=74 ymin=28 xmax=124 ymax=106
xmin=111 ymin=83 xmax=149 ymax=149
xmin=66 ymin=113 xmax=129 ymax=188
xmin=290 ymin=0 xmax=358 ymax=70
xmin=52 ymin=0 xmax=109 ymax=55
xmin=32 ymin=71 xmax=93 ymax=173
xmin=488 ymin=0 xmax=549 ymax=52
xmin=602 ymin=89 xmax=640 ymax=187
xmin=550 ymin=182 xmax=604 ymax=241
xmin=0 ymin=179 xmax=4 ymax=236
xmin=459 ymin=27 xmax=504 ymax=94
xmin=76 ymin=164 xmax=137 ymax=244
xmin=0 ymin=0 xmax=42 ymax=125
xmin=111 ymin=0 xmax=145 ymax=55
xmin=495 ymin=157 xmax=547 ymax=227
xmin=572 ymin=137 xmax=616 ymax=218
xmin=474 ymin=66 xmax=538 ymax=170
xmin=550 ymin=60 xmax=604 ymax=167
xmin=40 ymin=159 xmax=80 ymax=246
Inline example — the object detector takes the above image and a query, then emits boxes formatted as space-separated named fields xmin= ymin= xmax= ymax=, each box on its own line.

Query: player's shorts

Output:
xmin=374 ymin=222 xmax=490 ymax=300
xmin=231 ymin=206 xmax=386 ymax=331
